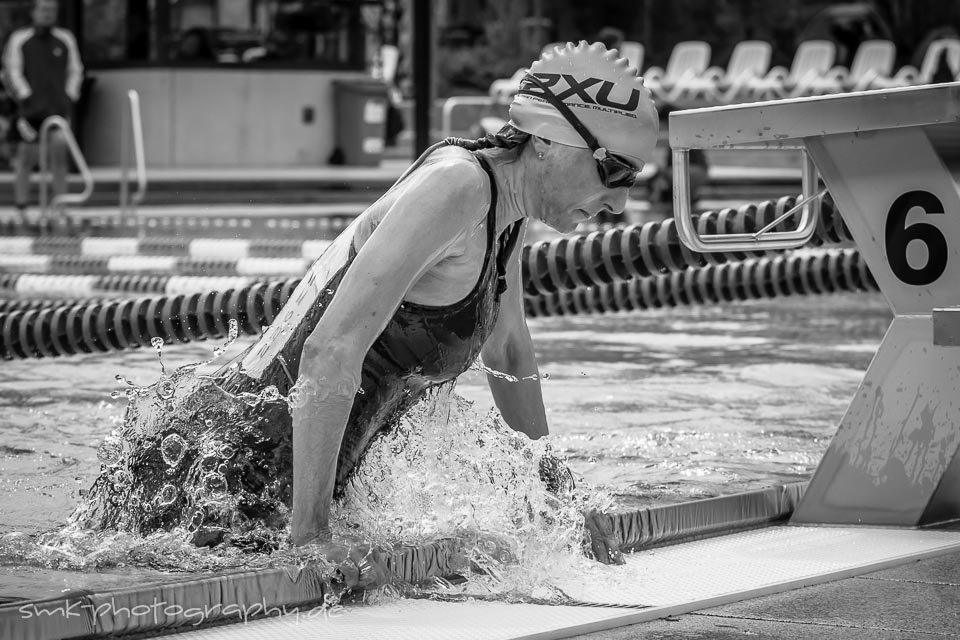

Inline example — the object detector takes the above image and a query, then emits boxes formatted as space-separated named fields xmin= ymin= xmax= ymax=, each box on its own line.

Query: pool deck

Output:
xmin=574 ymin=547 xmax=960 ymax=639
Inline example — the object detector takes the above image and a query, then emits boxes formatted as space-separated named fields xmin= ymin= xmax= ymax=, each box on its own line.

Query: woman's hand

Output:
xmin=299 ymin=533 xmax=392 ymax=592
xmin=583 ymin=509 xmax=625 ymax=565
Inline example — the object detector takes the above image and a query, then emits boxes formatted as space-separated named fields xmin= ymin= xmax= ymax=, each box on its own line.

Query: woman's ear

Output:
xmin=531 ymin=135 xmax=553 ymax=156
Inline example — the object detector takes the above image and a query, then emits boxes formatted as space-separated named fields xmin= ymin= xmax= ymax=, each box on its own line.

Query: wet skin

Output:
xmin=524 ymin=137 xmax=633 ymax=233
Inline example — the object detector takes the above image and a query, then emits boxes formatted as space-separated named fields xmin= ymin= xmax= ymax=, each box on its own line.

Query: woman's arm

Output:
xmin=479 ymin=221 xmax=549 ymax=440
xmin=292 ymin=159 xmax=488 ymax=545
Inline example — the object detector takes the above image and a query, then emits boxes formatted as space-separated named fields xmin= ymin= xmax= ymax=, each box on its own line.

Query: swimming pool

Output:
xmin=0 ymin=289 xmax=889 ymax=534
xmin=0 ymin=294 xmax=891 ymax=608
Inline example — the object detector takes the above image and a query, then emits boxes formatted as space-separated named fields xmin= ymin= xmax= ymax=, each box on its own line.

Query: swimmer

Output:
xmin=77 ymin=42 xmax=658 ymax=576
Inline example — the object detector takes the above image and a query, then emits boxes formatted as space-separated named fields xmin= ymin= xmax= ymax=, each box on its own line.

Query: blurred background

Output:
xmin=0 ymin=0 xmax=956 ymax=172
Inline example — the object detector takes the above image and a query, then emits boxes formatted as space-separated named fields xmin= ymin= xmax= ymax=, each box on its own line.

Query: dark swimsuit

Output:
xmin=80 ymin=154 xmax=523 ymax=537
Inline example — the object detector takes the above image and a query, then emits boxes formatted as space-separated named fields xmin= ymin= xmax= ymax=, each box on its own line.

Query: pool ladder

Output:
xmin=38 ymin=116 xmax=93 ymax=219
xmin=38 ymin=89 xmax=147 ymax=222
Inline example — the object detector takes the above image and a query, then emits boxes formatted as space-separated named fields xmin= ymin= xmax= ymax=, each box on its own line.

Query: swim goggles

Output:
xmin=521 ymin=73 xmax=641 ymax=189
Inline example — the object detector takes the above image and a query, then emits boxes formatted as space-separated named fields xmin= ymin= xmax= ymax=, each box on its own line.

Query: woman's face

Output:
xmin=531 ymin=141 xmax=636 ymax=233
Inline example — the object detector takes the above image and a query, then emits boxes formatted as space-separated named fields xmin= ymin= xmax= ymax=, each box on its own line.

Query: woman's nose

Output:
xmin=603 ymin=188 xmax=630 ymax=215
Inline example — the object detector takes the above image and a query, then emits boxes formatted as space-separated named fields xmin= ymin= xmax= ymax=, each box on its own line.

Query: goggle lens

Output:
xmin=596 ymin=153 xmax=640 ymax=189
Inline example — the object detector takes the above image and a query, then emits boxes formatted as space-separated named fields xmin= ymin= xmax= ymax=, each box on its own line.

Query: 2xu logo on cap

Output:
xmin=519 ymin=73 xmax=642 ymax=112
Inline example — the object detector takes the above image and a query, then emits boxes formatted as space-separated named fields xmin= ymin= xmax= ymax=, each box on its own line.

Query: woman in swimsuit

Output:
xmin=77 ymin=41 xmax=658 ymax=576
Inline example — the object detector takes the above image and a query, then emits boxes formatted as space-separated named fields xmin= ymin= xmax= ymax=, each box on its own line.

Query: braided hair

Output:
xmin=442 ymin=123 xmax=531 ymax=152
xmin=395 ymin=123 xmax=531 ymax=184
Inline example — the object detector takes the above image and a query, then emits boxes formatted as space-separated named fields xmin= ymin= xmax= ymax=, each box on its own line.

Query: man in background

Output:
xmin=3 ymin=0 xmax=82 ymax=232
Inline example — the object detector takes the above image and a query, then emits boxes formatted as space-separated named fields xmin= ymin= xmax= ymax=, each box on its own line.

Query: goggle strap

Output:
xmin=521 ymin=74 xmax=603 ymax=153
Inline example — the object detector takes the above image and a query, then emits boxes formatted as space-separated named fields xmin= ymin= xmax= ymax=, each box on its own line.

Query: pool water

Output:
xmin=0 ymin=291 xmax=890 ymax=529
xmin=0 ymin=291 xmax=891 ymax=598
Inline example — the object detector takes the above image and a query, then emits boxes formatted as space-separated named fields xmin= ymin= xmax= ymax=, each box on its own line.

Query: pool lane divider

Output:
xmin=0 ymin=248 xmax=877 ymax=359
xmin=0 ymin=253 xmax=311 ymax=277
xmin=0 ymin=195 xmax=852 ymax=287
xmin=0 ymin=483 xmax=806 ymax=640
xmin=0 ymin=274 xmax=257 ymax=297
xmin=525 ymin=247 xmax=879 ymax=317
xmin=0 ymin=236 xmax=335 ymax=260
xmin=0 ymin=209 xmax=361 ymax=240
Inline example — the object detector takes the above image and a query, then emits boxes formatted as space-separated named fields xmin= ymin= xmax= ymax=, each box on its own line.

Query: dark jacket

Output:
xmin=3 ymin=25 xmax=83 ymax=126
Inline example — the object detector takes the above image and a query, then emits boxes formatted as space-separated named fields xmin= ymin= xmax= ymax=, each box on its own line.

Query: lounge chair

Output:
xmin=806 ymin=39 xmax=896 ymax=94
xmin=744 ymin=40 xmax=836 ymax=100
xmin=871 ymin=38 xmax=960 ymax=88
xmin=644 ymin=40 xmax=711 ymax=103
xmin=662 ymin=40 xmax=771 ymax=107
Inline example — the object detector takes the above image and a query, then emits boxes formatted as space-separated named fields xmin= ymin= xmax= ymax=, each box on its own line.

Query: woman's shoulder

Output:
xmin=354 ymin=145 xmax=492 ymax=250
xmin=418 ymin=145 xmax=490 ymax=193
xmin=385 ymin=145 xmax=492 ymax=223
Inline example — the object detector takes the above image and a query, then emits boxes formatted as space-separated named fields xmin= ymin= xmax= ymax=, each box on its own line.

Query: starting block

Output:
xmin=670 ymin=83 xmax=960 ymax=527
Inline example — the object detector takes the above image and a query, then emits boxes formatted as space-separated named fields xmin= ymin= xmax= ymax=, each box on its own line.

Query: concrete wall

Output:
xmin=82 ymin=68 xmax=372 ymax=167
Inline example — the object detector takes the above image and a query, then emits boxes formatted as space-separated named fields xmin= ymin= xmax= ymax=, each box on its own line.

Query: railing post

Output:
xmin=120 ymin=89 xmax=147 ymax=221
xmin=38 ymin=116 xmax=94 ymax=221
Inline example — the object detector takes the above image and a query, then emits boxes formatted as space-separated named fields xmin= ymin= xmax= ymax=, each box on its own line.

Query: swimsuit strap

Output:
xmin=474 ymin=153 xmax=523 ymax=297
xmin=495 ymin=220 xmax=524 ymax=296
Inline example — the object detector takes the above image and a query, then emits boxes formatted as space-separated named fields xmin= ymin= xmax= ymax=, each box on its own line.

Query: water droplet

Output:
xmin=156 ymin=378 xmax=176 ymax=400
xmin=96 ymin=437 xmax=123 ymax=466
xmin=197 ymin=453 xmax=219 ymax=473
xmin=160 ymin=433 xmax=188 ymax=467
xmin=201 ymin=473 xmax=228 ymax=496
xmin=109 ymin=469 xmax=132 ymax=489
xmin=186 ymin=507 xmax=205 ymax=532
xmin=114 ymin=374 xmax=136 ymax=387
xmin=155 ymin=484 xmax=177 ymax=507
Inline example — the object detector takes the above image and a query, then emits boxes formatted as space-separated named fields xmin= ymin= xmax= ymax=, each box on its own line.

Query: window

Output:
xmin=80 ymin=0 xmax=368 ymax=69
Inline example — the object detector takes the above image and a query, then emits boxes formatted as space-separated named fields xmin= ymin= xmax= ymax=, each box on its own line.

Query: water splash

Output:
xmin=470 ymin=358 xmax=518 ymax=382
xmin=3 ymin=375 xmax=609 ymax=604
xmin=470 ymin=358 xmax=550 ymax=383
xmin=151 ymin=337 xmax=167 ymax=376
xmin=4 ymin=333 xmax=607 ymax=603
xmin=330 ymin=385 xmax=612 ymax=600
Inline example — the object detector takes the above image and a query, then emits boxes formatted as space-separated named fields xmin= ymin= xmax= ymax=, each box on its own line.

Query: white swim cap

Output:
xmin=509 ymin=41 xmax=659 ymax=165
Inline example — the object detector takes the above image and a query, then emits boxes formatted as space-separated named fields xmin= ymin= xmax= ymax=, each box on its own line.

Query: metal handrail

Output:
xmin=120 ymin=89 xmax=147 ymax=216
xmin=38 ymin=116 xmax=94 ymax=218
xmin=672 ymin=149 xmax=822 ymax=252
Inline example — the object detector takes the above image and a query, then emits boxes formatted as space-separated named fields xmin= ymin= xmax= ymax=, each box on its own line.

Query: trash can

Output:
xmin=331 ymin=79 xmax=389 ymax=166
